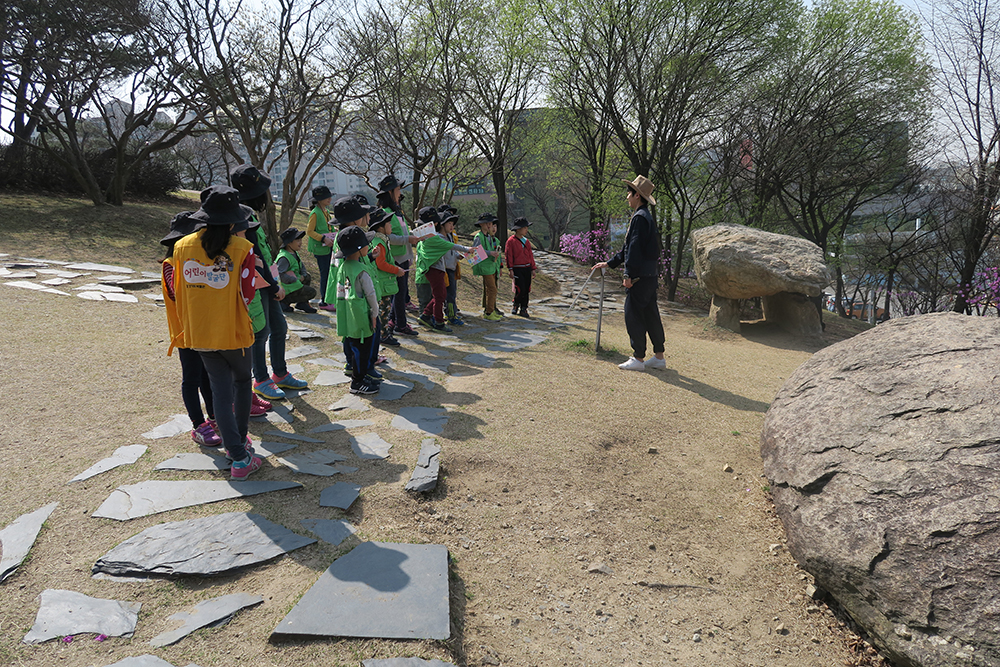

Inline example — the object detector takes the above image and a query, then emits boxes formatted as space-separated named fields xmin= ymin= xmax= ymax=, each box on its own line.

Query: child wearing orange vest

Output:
xmin=172 ymin=186 xmax=263 ymax=480
xmin=160 ymin=211 xmax=221 ymax=448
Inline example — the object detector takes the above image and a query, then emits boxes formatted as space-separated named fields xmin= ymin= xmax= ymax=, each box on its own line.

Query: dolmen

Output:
xmin=691 ymin=223 xmax=833 ymax=335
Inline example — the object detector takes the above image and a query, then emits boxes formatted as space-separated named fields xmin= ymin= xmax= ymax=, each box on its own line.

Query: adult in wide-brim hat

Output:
xmin=311 ymin=185 xmax=333 ymax=202
xmin=230 ymin=164 xmax=272 ymax=202
xmin=190 ymin=185 xmax=252 ymax=231
xmin=621 ymin=175 xmax=656 ymax=206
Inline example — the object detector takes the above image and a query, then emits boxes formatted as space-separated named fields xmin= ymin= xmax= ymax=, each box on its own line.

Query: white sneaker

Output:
xmin=644 ymin=356 xmax=667 ymax=370
xmin=618 ymin=357 xmax=646 ymax=371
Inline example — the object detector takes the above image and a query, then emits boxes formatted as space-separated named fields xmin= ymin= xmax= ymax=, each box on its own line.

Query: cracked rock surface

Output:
xmin=762 ymin=312 xmax=1000 ymax=667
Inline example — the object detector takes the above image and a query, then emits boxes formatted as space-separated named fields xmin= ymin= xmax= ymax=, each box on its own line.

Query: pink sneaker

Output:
xmin=192 ymin=421 xmax=222 ymax=447
xmin=250 ymin=394 xmax=272 ymax=416
xmin=318 ymin=302 xmax=336 ymax=312
xmin=230 ymin=454 xmax=263 ymax=480
xmin=226 ymin=436 xmax=256 ymax=460
xmin=375 ymin=355 xmax=389 ymax=365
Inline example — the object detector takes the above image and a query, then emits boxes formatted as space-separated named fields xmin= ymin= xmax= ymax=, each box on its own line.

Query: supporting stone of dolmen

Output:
xmin=692 ymin=224 xmax=833 ymax=336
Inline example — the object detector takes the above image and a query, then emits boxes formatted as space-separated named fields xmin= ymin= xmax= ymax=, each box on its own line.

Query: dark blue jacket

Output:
xmin=606 ymin=205 xmax=659 ymax=279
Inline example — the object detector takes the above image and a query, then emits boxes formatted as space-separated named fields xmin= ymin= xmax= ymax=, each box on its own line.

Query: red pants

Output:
xmin=422 ymin=268 xmax=447 ymax=323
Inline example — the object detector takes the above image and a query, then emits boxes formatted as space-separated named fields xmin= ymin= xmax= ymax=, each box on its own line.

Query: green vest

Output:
xmin=415 ymin=234 xmax=456 ymax=284
xmin=248 ymin=292 xmax=265 ymax=333
xmin=369 ymin=235 xmax=399 ymax=298
xmin=387 ymin=208 xmax=406 ymax=258
xmin=276 ymin=248 xmax=304 ymax=293
xmin=336 ymin=259 xmax=374 ymax=340
xmin=471 ymin=231 xmax=502 ymax=276
xmin=253 ymin=224 xmax=274 ymax=266
xmin=308 ymin=207 xmax=332 ymax=256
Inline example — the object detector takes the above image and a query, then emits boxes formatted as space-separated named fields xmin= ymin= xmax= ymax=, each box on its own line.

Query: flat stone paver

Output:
xmin=309 ymin=419 xmax=373 ymax=433
xmin=92 ymin=481 xmax=303 ymax=521
xmin=24 ymin=589 xmax=140 ymax=644
xmin=389 ymin=369 xmax=437 ymax=390
xmin=64 ymin=262 xmax=133 ymax=273
xmin=102 ymin=656 xmax=202 ymax=667
xmin=276 ymin=450 xmax=348 ymax=476
xmin=329 ymin=394 xmax=370 ymax=412
xmin=313 ymin=369 xmax=351 ymax=386
xmin=306 ymin=355 xmax=347 ymax=366
xmin=285 ymin=345 xmax=321 ymax=360
xmin=264 ymin=431 xmax=323 ymax=443
xmin=371 ymin=380 xmax=414 ymax=401
xmin=462 ymin=353 xmax=496 ymax=368
xmin=482 ymin=330 xmax=549 ymax=351
xmin=349 ymin=432 xmax=393 ymax=460
xmin=94 ymin=512 xmax=314 ymax=577
xmin=271 ymin=542 xmax=450 ymax=640
xmin=4 ymin=280 xmax=69 ymax=295
xmin=319 ymin=482 xmax=362 ymax=510
xmin=149 ymin=593 xmax=263 ymax=647
xmin=300 ymin=518 xmax=356 ymax=547
xmin=391 ymin=408 xmax=449 ymax=436
xmin=405 ymin=440 xmax=441 ymax=493
xmin=0 ymin=502 xmax=59 ymax=582
xmin=154 ymin=452 xmax=228 ymax=471
xmin=70 ymin=445 xmax=146 ymax=482
xmin=363 ymin=659 xmax=455 ymax=667
xmin=142 ymin=414 xmax=192 ymax=439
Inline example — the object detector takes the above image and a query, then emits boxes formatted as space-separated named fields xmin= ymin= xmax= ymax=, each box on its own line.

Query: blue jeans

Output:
xmin=251 ymin=289 xmax=288 ymax=382
xmin=198 ymin=348 xmax=252 ymax=461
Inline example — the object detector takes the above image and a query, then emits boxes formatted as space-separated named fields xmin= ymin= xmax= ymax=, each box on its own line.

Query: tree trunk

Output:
xmin=835 ymin=271 xmax=848 ymax=318
xmin=493 ymin=164 xmax=508 ymax=243
xmin=883 ymin=267 xmax=896 ymax=320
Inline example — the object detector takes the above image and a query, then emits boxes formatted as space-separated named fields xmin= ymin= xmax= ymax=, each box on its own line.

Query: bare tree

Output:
xmin=925 ymin=0 xmax=1000 ymax=313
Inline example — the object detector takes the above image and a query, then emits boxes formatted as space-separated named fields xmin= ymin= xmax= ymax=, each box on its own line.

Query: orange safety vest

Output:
xmin=172 ymin=230 xmax=254 ymax=351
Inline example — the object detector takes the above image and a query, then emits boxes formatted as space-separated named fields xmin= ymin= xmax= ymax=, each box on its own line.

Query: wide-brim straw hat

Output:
xmin=621 ymin=175 xmax=656 ymax=206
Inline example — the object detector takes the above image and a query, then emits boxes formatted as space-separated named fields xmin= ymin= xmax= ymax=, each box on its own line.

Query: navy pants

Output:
xmin=624 ymin=277 xmax=666 ymax=359
xmin=251 ymin=289 xmax=288 ymax=382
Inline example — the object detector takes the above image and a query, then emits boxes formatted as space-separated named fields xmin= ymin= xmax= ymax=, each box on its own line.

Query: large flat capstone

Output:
xmin=92 ymin=481 xmax=302 ymax=521
xmin=93 ymin=512 xmax=315 ymax=577
xmin=271 ymin=542 xmax=450 ymax=640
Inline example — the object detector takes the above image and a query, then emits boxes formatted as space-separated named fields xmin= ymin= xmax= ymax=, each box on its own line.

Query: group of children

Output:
xmin=160 ymin=167 xmax=540 ymax=473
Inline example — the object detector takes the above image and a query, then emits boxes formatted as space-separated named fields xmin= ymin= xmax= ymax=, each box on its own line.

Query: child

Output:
xmin=415 ymin=207 xmax=472 ymax=333
xmin=276 ymin=227 xmax=318 ymax=313
xmin=440 ymin=208 xmax=464 ymax=326
xmin=229 ymin=164 xmax=309 ymax=402
xmin=305 ymin=185 xmax=336 ymax=310
xmin=160 ymin=211 xmax=221 ymax=447
xmin=505 ymin=216 xmax=536 ymax=318
xmin=369 ymin=210 xmax=406 ymax=347
xmin=335 ymin=226 xmax=380 ymax=396
xmin=472 ymin=213 xmax=504 ymax=320
xmin=172 ymin=185 xmax=263 ymax=480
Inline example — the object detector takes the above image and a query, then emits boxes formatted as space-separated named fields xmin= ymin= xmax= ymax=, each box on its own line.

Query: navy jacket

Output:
xmin=606 ymin=205 xmax=659 ymax=279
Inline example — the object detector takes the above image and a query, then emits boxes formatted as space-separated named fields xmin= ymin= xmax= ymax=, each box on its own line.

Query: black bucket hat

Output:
xmin=335 ymin=226 xmax=376 ymax=259
xmin=333 ymin=196 xmax=375 ymax=228
xmin=312 ymin=185 xmax=333 ymax=201
xmin=191 ymin=186 xmax=252 ymax=228
xmin=160 ymin=211 xmax=205 ymax=246
xmin=368 ymin=207 xmax=390 ymax=229
xmin=418 ymin=207 xmax=442 ymax=226
xmin=279 ymin=227 xmax=306 ymax=246
xmin=511 ymin=216 xmax=531 ymax=230
xmin=474 ymin=213 xmax=498 ymax=227
xmin=377 ymin=173 xmax=407 ymax=196
xmin=230 ymin=164 xmax=272 ymax=201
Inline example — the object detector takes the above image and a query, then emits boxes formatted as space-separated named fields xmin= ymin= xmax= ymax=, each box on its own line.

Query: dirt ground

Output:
xmin=0 ymin=244 xmax=880 ymax=667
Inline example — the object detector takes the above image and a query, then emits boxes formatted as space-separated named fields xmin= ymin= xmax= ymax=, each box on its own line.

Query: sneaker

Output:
xmin=495 ymin=307 xmax=505 ymax=316
xmin=381 ymin=335 xmax=401 ymax=347
xmin=250 ymin=394 xmax=272 ymax=417
xmin=281 ymin=303 xmax=295 ymax=313
xmin=253 ymin=378 xmax=286 ymax=400
xmin=484 ymin=311 xmax=502 ymax=321
xmin=618 ymin=357 xmax=646 ymax=371
xmin=318 ymin=302 xmax=336 ymax=312
xmin=516 ymin=309 xmax=530 ymax=318
xmin=431 ymin=321 xmax=453 ymax=333
xmin=644 ymin=356 xmax=667 ymax=370
xmin=448 ymin=317 xmax=465 ymax=326
xmin=351 ymin=382 xmax=378 ymax=394
xmin=417 ymin=313 xmax=434 ymax=328
xmin=192 ymin=421 xmax=222 ymax=447
xmin=368 ymin=367 xmax=383 ymax=379
xmin=297 ymin=304 xmax=318 ymax=314
xmin=375 ymin=355 xmax=389 ymax=365
xmin=272 ymin=372 xmax=308 ymax=390
xmin=365 ymin=373 xmax=384 ymax=385
xmin=394 ymin=324 xmax=419 ymax=337
xmin=231 ymin=454 xmax=263 ymax=480
xmin=226 ymin=436 xmax=257 ymax=460
xmin=405 ymin=302 xmax=419 ymax=313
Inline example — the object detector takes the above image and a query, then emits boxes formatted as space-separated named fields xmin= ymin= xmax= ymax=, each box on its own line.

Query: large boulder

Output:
xmin=692 ymin=224 xmax=833 ymax=299
xmin=761 ymin=313 xmax=1000 ymax=667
